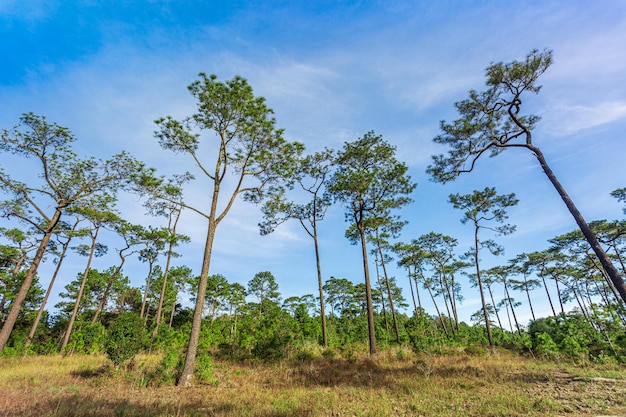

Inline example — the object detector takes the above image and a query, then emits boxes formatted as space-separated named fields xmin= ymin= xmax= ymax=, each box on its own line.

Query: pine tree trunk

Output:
xmin=62 ymin=228 xmax=100 ymax=351
xmin=530 ymin=145 xmax=626 ymax=304
xmin=474 ymin=226 xmax=493 ymax=347
xmin=178 ymin=218 xmax=216 ymax=386
xmin=0 ymin=209 xmax=62 ymax=354
xmin=312 ymin=232 xmax=328 ymax=347
xmin=358 ymin=226 xmax=377 ymax=355
xmin=26 ymin=236 xmax=71 ymax=347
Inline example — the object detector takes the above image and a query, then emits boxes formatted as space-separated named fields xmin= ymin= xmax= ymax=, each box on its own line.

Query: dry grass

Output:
xmin=1 ymin=347 xmax=625 ymax=416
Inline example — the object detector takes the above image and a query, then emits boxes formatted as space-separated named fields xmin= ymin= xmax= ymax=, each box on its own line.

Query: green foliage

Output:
xmin=194 ymin=354 xmax=214 ymax=384
xmin=528 ymin=313 xmax=613 ymax=361
xmin=105 ymin=312 xmax=146 ymax=368
xmin=248 ymin=271 xmax=280 ymax=307
xmin=534 ymin=332 xmax=559 ymax=359
xmin=68 ymin=322 xmax=107 ymax=354
xmin=427 ymin=49 xmax=553 ymax=183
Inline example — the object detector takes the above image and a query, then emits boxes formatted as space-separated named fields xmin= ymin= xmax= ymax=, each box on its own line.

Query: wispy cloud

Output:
xmin=542 ymin=100 xmax=626 ymax=136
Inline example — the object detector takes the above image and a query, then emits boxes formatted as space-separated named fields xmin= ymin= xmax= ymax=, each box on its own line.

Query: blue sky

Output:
xmin=1 ymin=1 xmax=625 ymax=325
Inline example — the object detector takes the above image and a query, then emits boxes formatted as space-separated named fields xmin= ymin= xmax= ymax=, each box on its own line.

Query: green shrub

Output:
xmin=560 ymin=335 xmax=588 ymax=361
xmin=80 ymin=322 xmax=107 ymax=353
xmin=194 ymin=354 xmax=215 ymax=384
xmin=534 ymin=332 xmax=559 ymax=360
xmin=105 ymin=312 xmax=146 ymax=368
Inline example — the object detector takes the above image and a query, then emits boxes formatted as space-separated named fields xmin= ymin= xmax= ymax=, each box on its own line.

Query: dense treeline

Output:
xmin=1 ymin=50 xmax=625 ymax=385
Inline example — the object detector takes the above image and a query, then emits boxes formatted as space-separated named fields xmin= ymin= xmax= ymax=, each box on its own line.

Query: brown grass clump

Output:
xmin=1 ymin=348 xmax=625 ymax=416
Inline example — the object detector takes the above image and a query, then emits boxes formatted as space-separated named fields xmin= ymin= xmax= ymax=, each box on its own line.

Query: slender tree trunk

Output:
xmin=487 ymin=284 xmax=503 ymax=330
xmin=426 ymin=285 xmax=449 ymax=338
xmin=231 ymin=310 xmax=238 ymax=347
xmin=573 ymin=289 xmax=592 ymax=325
xmin=540 ymin=271 xmax=558 ymax=317
xmin=449 ymin=274 xmax=459 ymax=330
xmin=178 ymin=218 xmax=217 ymax=386
xmin=358 ymin=225 xmax=376 ymax=355
xmin=375 ymin=259 xmax=390 ymax=342
xmin=26 ymin=236 xmax=71 ymax=347
xmin=91 ymin=262 xmax=124 ymax=324
xmin=522 ymin=274 xmax=536 ymax=321
xmin=312 ymin=231 xmax=328 ymax=347
xmin=413 ymin=273 xmax=423 ymax=311
xmin=473 ymin=226 xmax=493 ymax=347
xmin=140 ymin=260 xmax=155 ymax=319
xmin=552 ymin=274 xmax=566 ymax=316
xmin=530 ymin=146 xmax=626 ymax=304
xmin=0 ymin=209 xmax=62 ymax=355
xmin=610 ymin=243 xmax=626 ymax=276
xmin=502 ymin=299 xmax=514 ymax=334
xmin=375 ymin=234 xmax=400 ymax=343
xmin=438 ymin=263 xmax=459 ymax=331
xmin=437 ymin=271 xmax=455 ymax=335
xmin=151 ymin=248 xmax=172 ymax=337
xmin=504 ymin=282 xmax=521 ymax=335
xmin=407 ymin=268 xmax=418 ymax=315
xmin=596 ymin=280 xmax=626 ymax=326
xmin=62 ymin=228 xmax=100 ymax=351
xmin=152 ymin=213 xmax=180 ymax=341
xmin=12 ymin=252 xmax=28 ymax=276
xmin=168 ymin=297 xmax=177 ymax=328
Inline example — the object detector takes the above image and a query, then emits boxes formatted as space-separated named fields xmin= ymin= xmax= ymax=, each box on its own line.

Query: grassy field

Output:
xmin=0 ymin=347 xmax=625 ymax=416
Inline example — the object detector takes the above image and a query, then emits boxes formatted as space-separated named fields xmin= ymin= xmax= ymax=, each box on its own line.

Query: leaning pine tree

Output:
xmin=427 ymin=49 xmax=626 ymax=305
xmin=0 ymin=114 xmax=138 ymax=354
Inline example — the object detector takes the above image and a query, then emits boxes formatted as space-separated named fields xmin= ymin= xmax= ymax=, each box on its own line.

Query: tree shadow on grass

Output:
xmin=4 ymin=395 xmax=238 ymax=417
xmin=286 ymin=357 xmax=491 ymax=388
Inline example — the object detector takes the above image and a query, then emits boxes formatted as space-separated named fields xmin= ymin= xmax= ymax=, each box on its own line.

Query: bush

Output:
xmin=560 ymin=335 xmax=588 ymax=361
xmin=105 ymin=313 xmax=146 ymax=368
xmin=534 ymin=332 xmax=559 ymax=360
xmin=78 ymin=322 xmax=107 ymax=354
xmin=195 ymin=354 xmax=215 ymax=384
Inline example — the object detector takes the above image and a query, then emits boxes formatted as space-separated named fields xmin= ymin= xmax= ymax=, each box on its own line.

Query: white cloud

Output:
xmin=542 ymin=101 xmax=626 ymax=136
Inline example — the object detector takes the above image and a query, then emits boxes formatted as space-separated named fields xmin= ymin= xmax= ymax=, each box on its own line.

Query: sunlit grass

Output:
xmin=1 ymin=347 xmax=625 ymax=416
